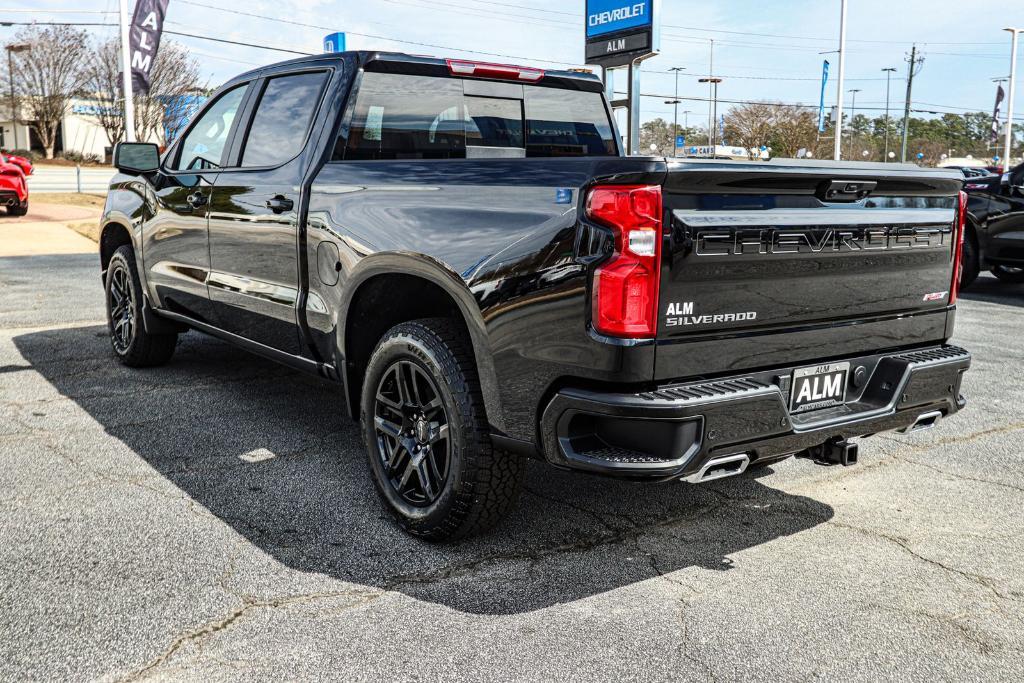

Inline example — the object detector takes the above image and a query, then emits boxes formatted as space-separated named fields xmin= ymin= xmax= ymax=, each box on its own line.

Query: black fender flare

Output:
xmin=337 ymin=252 xmax=506 ymax=433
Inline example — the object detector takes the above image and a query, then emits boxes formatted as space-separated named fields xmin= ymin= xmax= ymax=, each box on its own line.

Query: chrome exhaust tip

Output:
xmin=683 ymin=453 xmax=750 ymax=484
xmin=899 ymin=410 xmax=942 ymax=434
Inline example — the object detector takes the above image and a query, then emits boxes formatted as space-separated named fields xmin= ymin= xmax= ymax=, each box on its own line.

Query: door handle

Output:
xmin=185 ymin=191 xmax=207 ymax=209
xmin=266 ymin=196 xmax=294 ymax=213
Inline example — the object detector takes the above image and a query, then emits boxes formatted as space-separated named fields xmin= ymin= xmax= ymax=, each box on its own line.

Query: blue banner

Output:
xmin=586 ymin=0 xmax=653 ymax=38
xmin=817 ymin=60 xmax=830 ymax=133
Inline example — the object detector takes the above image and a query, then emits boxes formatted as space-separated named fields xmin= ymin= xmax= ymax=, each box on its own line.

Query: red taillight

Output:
xmin=445 ymin=59 xmax=544 ymax=82
xmin=950 ymin=190 xmax=967 ymax=305
xmin=587 ymin=185 xmax=663 ymax=339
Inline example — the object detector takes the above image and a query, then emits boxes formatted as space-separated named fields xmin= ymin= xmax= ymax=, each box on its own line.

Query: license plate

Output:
xmin=790 ymin=362 xmax=850 ymax=413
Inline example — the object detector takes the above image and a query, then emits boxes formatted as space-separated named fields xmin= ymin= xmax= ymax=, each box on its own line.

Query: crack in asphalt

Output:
xmin=826 ymin=520 xmax=1019 ymax=605
xmin=117 ymin=588 xmax=385 ymax=683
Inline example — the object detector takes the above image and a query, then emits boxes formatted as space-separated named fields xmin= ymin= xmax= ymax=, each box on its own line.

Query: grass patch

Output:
xmin=32 ymin=193 xmax=107 ymax=209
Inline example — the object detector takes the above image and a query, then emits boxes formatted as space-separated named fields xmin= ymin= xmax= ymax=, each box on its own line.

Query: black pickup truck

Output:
xmin=960 ymin=163 xmax=1024 ymax=286
xmin=102 ymin=51 xmax=971 ymax=541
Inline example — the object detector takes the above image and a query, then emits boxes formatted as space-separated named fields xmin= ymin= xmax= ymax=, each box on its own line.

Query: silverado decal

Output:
xmin=665 ymin=301 xmax=757 ymax=327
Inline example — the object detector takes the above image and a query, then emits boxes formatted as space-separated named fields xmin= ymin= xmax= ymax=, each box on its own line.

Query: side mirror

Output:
xmin=114 ymin=142 xmax=160 ymax=174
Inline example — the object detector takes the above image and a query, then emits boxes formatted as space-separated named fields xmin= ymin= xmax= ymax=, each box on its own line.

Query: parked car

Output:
xmin=959 ymin=162 xmax=1024 ymax=285
xmin=100 ymin=51 xmax=972 ymax=541
xmin=0 ymin=156 xmax=28 ymax=216
xmin=1 ymin=152 xmax=33 ymax=176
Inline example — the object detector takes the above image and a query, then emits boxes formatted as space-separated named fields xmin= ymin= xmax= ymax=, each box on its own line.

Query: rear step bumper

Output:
xmin=539 ymin=345 xmax=971 ymax=481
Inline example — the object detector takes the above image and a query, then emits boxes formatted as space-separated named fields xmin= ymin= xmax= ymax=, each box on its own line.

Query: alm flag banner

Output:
xmin=129 ymin=0 xmax=170 ymax=94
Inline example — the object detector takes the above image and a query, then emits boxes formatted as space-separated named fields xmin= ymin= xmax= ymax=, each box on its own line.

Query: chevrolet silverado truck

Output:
xmin=960 ymin=162 xmax=1024 ymax=286
xmin=101 ymin=51 xmax=971 ymax=541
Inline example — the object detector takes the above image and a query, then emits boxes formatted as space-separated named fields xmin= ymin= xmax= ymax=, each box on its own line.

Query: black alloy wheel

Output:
xmin=108 ymin=261 xmax=136 ymax=355
xmin=104 ymin=245 xmax=178 ymax=367
xmin=373 ymin=359 xmax=451 ymax=506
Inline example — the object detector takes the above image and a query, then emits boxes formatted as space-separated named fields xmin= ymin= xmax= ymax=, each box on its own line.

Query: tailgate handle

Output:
xmin=817 ymin=179 xmax=877 ymax=203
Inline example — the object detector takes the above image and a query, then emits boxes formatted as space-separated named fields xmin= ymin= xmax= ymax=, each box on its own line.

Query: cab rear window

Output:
xmin=336 ymin=72 xmax=616 ymax=160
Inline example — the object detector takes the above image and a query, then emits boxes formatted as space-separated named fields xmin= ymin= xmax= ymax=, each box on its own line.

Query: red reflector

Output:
xmin=445 ymin=59 xmax=544 ymax=82
xmin=587 ymin=185 xmax=663 ymax=339
xmin=950 ymin=190 xmax=967 ymax=305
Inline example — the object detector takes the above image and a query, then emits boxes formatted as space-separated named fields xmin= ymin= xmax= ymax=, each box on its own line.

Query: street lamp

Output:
xmin=668 ymin=66 xmax=685 ymax=157
xmin=699 ymin=77 xmax=722 ymax=156
xmin=882 ymin=67 xmax=897 ymax=163
xmin=848 ymin=88 xmax=861 ymax=158
xmin=5 ymin=43 xmax=30 ymax=151
xmin=1003 ymin=27 xmax=1023 ymax=168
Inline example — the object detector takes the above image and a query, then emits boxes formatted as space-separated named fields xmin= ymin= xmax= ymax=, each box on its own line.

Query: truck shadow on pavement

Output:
xmin=959 ymin=274 xmax=1024 ymax=308
xmin=16 ymin=325 xmax=835 ymax=616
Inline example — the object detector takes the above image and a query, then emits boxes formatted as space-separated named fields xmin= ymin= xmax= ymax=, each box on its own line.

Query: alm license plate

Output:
xmin=790 ymin=362 xmax=850 ymax=413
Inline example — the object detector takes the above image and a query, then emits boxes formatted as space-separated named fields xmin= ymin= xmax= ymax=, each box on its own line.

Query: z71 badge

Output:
xmin=665 ymin=302 xmax=757 ymax=327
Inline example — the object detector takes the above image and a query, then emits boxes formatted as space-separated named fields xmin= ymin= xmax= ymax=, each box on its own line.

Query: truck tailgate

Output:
xmin=655 ymin=160 xmax=963 ymax=380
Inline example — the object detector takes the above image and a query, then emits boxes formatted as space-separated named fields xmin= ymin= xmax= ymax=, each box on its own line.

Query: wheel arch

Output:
xmin=339 ymin=255 xmax=504 ymax=432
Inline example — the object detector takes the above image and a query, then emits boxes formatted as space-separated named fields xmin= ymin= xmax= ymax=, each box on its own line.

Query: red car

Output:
xmin=0 ymin=157 xmax=28 ymax=216
xmin=1 ymin=152 xmax=32 ymax=176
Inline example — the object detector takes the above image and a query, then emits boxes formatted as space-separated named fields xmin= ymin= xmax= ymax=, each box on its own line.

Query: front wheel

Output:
xmin=360 ymin=318 xmax=523 ymax=541
xmin=105 ymin=245 xmax=178 ymax=367
xmin=990 ymin=265 xmax=1024 ymax=284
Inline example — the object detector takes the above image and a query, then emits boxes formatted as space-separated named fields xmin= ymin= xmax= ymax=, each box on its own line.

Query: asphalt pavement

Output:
xmin=1 ymin=219 xmax=1023 ymax=681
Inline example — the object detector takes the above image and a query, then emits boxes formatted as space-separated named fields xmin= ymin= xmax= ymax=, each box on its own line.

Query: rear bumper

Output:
xmin=540 ymin=345 xmax=971 ymax=480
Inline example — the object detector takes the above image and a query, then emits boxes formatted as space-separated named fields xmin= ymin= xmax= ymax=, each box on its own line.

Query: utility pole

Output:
xmin=901 ymin=44 xmax=923 ymax=163
xmin=119 ymin=0 xmax=136 ymax=142
xmin=882 ymin=67 xmax=897 ymax=162
xmin=1003 ymin=28 xmax=1022 ymax=169
xmin=848 ymin=88 xmax=861 ymax=158
xmin=706 ymin=39 xmax=714 ymax=155
xmin=669 ymin=67 xmax=685 ymax=157
xmin=699 ymin=77 xmax=722 ymax=153
xmin=833 ymin=0 xmax=848 ymax=160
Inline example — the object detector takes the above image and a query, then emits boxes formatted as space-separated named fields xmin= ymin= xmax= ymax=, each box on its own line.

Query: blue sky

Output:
xmin=7 ymin=0 xmax=1023 ymax=125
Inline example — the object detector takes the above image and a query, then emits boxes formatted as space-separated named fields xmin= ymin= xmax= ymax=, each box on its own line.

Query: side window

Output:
xmin=340 ymin=73 xmax=465 ymax=160
xmin=241 ymin=71 xmax=328 ymax=167
xmin=172 ymin=85 xmax=247 ymax=171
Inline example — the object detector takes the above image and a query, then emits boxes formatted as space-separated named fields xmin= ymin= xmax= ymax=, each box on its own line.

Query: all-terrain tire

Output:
xmin=959 ymin=225 xmax=980 ymax=289
xmin=105 ymin=245 xmax=178 ymax=367
xmin=361 ymin=317 xmax=524 ymax=541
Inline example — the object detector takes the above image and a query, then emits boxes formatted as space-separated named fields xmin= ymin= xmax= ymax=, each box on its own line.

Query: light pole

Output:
xmin=669 ymin=67 xmax=685 ymax=154
xmin=882 ymin=67 xmax=897 ymax=162
xmin=699 ymin=77 xmax=722 ymax=155
xmin=1003 ymin=27 xmax=1022 ymax=169
xmin=706 ymin=39 xmax=714 ymax=154
xmin=5 ymin=43 xmax=30 ymax=150
xmin=848 ymin=88 xmax=861 ymax=158
xmin=833 ymin=0 xmax=849 ymax=160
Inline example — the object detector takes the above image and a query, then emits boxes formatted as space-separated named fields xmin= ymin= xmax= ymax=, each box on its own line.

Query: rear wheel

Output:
xmin=360 ymin=318 xmax=523 ymax=541
xmin=105 ymin=245 xmax=178 ymax=367
xmin=959 ymin=226 xmax=979 ymax=288
xmin=990 ymin=265 xmax=1024 ymax=284
xmin=7 ymin=199 xmax=27 ymax=217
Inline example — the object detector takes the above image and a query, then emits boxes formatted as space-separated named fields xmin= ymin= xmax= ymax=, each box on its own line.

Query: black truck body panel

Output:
xmin=100 ymin=51 xmax=970 ymax=482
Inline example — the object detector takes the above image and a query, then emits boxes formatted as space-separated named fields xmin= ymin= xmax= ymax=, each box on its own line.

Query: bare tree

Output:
xmin=136 ymin=41 xmax=204 ymax=145
xmin=724 ymin=103 xmax=825 ymax=158
xmin=8 ymin=26 xmax=90 ymax=159
xmin=81 ymin=39 xmax=125 ymax=147
xmin=83 ymin=39 xmax=204 ymax=147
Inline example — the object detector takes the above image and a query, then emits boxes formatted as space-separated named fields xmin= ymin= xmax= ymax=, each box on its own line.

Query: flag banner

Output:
xmin=817 ymin=60 xmax=830 ymax=132
xmin=991 ymin=84 xmax=1005 ymax=144
xmin=129 ymin=0 xmax=170 ymax=94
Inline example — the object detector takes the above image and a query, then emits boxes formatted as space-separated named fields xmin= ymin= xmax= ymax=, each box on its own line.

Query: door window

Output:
xmin=241 ymin=71 xmax=328 ymax=167
xmin=172 ymin=84 xmax=247 ymax=171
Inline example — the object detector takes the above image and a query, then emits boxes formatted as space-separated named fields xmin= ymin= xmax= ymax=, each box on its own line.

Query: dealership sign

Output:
xmin=584 ymin=0 xmax=659 ymax=67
